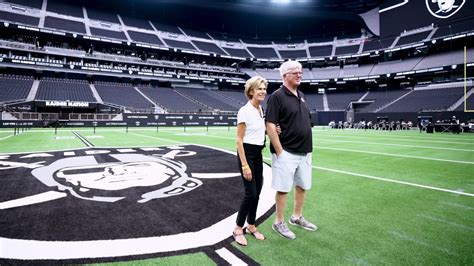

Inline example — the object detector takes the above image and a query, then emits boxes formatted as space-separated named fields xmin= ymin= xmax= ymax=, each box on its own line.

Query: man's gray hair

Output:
xmin=279 ymin=60 xmax=302 ymax=78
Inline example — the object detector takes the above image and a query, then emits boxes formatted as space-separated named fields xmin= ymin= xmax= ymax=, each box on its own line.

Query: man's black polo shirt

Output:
xmin=265 ymin=85 xmax=312 ymax=154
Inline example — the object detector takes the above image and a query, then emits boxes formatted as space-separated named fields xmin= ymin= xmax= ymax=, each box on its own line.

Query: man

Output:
xmin=265 ymin=60 xmax=317 ymax=240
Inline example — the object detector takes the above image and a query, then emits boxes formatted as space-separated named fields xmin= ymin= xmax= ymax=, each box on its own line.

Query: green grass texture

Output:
xmin=1 ymin=126 xmax=473 ymax=265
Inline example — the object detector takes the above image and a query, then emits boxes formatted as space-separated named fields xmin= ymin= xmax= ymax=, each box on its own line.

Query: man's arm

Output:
xmin=266 ymin=121 xmax=283 ymax=155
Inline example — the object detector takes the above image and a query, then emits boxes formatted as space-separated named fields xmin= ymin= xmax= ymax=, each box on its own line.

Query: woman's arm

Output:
xmin=236 ymin=122 xmax=252 ymax=181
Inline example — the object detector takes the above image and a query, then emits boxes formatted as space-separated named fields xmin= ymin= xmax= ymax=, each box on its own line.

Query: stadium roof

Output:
xmin=53 ymin=0 xmax=384 ymax=41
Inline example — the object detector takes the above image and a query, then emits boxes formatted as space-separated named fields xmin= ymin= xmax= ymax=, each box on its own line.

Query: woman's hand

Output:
xmin=242 ymin=166 xmax=252 ymax=181
xmin=276 ymin=123 xmax=282 ymax=135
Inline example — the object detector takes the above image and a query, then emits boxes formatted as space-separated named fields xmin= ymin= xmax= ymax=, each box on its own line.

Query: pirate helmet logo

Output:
xmin=426 ymin=0 xmax=465 ymax=18
xmin=45 ymin=156 xmax=202 ymax=203
xmin=0 ymin=145 xmax=274 ymax=261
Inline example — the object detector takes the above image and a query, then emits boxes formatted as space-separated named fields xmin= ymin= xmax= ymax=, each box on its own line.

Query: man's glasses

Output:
xmin=288 ymin=71 xmax=303 ymax=75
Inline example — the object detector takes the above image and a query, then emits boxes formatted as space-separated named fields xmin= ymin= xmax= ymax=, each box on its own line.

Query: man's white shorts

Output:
xmin=271 ymin=150 xmax=312 ymax=192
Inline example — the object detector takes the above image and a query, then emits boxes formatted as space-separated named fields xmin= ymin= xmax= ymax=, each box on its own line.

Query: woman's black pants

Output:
xmin=236 ymin=143 xmax=264 ymax=227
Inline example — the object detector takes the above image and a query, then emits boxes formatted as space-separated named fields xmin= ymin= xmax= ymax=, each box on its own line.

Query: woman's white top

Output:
xmin=237 ymin=101 xmax=265 ymax=146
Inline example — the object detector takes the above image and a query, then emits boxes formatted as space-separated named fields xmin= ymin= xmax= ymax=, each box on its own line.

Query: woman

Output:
xmin=233 ymin=76 xmax=268 ymax=246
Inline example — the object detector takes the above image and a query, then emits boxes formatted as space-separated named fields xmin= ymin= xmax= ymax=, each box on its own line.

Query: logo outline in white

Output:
xmin=0 ymin=144 xmax=275 ymax=260
xmin=426 ymin=0 xmax=466 ymax=19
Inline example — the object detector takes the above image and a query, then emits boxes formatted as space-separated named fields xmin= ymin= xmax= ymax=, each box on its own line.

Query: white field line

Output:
xmin=439 ymin=201 xmax=474 ymax=211
xmin=317 ymin=139 xmax=473 ymax=152
xmin=125 ymin=134 xmax=473 ymax=197
xmin=313 ymin=133 xmax=472 ymax=145
xmin=313 ymin=166 xmax=474 ymax=197
xmin=0 ymin=191 xmax=67 ymax=210
xmin=173 ymin=131 xmax=474 ymax=196
xmin=0 ymin=134 xmax=14 ymax=141
xmin=6 ymin=127 xmax=472 ymax=141
xmin=417 ymin=214 xmax=474 ymax=231
xmin=3 ymin=131 xmax=472 ymax=197
xmin=316 ymin=146 xmax=473 ymax=165
xmin=186 ymin=134 xmax=473 ymax=164
xmin=215 ymin=248 xmax=247 ymax=265
xmin=207 ymin=131 xmax=472 ymax=151
xmin=389 ymin=230 xmax=457 ymax=256
xmin=125 ymin=132 xmax=184 ymax=144
xmin=313 ymin=130 xmax=473 ymax=142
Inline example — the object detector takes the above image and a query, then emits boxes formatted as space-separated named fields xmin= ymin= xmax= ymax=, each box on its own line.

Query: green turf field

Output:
xmin=1 ymin=126 xmax=473 ymax=265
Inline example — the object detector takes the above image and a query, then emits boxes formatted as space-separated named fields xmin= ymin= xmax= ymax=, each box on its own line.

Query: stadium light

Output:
xmin=271 ymin=0 xmax=291 ymax=4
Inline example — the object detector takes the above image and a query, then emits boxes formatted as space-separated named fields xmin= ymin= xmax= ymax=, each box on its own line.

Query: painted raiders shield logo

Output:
xmin=0 ymin=144 xmax=274 ymax=261
xmin=426 ymin=0 xmax=466 ymax=18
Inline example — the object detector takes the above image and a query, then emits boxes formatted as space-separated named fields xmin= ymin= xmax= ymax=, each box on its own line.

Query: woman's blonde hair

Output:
xmin=244 ymin=76 xmax=267 ymax=100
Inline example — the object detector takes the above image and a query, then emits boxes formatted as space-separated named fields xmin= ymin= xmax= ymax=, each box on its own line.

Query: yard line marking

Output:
xmin=316 ymin=146 xmax=474 ymax=164
xmin=49 ymin=130 xmax=474 ymax=197
xmin=0 ymin=135 xmax=13 ymax=141
xmin=179 ymin=134 xmax=473 ymax=164
xmin=21 ymin=131 xmax=466 ymax=198
xmin=313 ymin=166 xmax=474 ymax=197
xmin=343 ymin=256 xmax=370 ymax=266
xmin=313 ymin=134 xmax=471 ymax=145
xmin=439 ymin=201 xmax=474 ymax=211
xmin=72 ymin=131 xmax=94 ymax=147
xmin=126 ymin=132 xmax=185 ymax=144
xmin=317 ymin=139 xmax=473 ymax=152
xmin=389 ymin=230 xmax=457 ymax=256
xmin=313 ymin=134 xmax=472 ymax=145
xmin=417 ymin=214 xmax=474 ymax=231
xmin=215 ymin=247 xmax=247 ymax=266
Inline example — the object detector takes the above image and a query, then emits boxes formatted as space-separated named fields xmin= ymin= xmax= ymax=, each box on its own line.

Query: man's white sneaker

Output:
xmin=289 ymin=215 xmax=318 ymax=231
xmin=272 ymin=221 xmax=296 ymax=240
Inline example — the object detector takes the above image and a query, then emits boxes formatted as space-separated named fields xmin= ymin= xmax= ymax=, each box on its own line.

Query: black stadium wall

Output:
xmin=0 ymin=113 xmax=321 ymax=128
xmin=1 ymin=114 xmax=237 ymax=128
xmin=5 ymin=101 xmax=122 ymax=113
xmin=5 ymin=111 xmax=469 ymax=128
